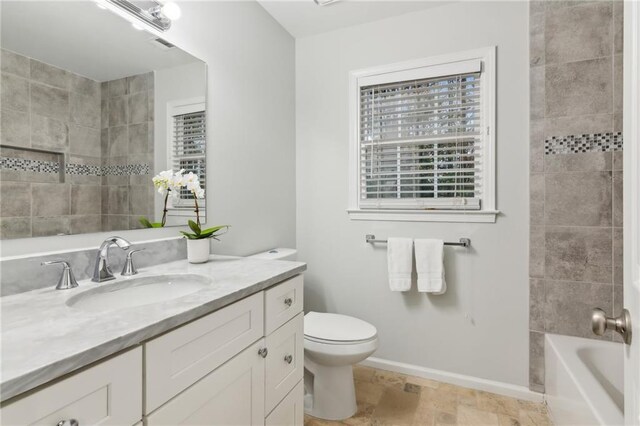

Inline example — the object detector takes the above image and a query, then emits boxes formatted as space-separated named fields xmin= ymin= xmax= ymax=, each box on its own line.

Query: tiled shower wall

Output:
xmin=528 ymin=0 xmax=624 ymax=392
xmin=0 ymin=49 xmax=154 ymax=238
xmin=101 ymin=73 xmax=155 ymax=231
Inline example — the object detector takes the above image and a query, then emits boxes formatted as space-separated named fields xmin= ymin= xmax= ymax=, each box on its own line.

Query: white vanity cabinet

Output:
xmin=0 ymin=347 xmax=142 ymax=426
xmin=1 ymin=274 xmax=304 ymax=426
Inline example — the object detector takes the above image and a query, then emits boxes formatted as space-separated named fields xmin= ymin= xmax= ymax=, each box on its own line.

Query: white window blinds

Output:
xmin=359 ymin=68 xmax=483 ymax=210
xmin=172 ymin=110 xmax=206 ymax=205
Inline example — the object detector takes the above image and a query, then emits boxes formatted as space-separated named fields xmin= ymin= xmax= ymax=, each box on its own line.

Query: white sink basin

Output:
xmin=66 ymin=274 xmax=212 ymax=311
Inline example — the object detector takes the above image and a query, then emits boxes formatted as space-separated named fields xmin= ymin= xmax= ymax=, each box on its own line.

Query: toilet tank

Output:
xmin=248 ymin=248 xmax=297 ymax=261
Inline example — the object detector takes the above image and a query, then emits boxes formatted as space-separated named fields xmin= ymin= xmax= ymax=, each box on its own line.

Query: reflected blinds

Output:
xmin=172 ymin=110 xmax=206 ymax=204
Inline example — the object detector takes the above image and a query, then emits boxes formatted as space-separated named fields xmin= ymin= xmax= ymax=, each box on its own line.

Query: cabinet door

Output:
xmin=146 ymin=339 xmax=266 ymax=426
xmin=264 ymin=275 xmax=303 ymax=335
xmin=1 ymin=347 xmax=142 ymax=426
xmin=145 ymin=292 xmax=264 ymax=413
xmin=265 ymin=313 xmax=304 ymax=415
xmin=265 ymin=381 xmax=304 ymax=426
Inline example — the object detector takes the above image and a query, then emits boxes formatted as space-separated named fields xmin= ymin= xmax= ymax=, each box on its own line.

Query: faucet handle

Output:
xmin=122 ymin=249 xmax=145 ymax=276
xmin=42 ymin=260 xmax=79 ymax=290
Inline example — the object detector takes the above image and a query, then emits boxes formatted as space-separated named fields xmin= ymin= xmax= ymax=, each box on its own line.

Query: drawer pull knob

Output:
xmin=57 ymin=420 xmax=79 ymax=426
xmin=284 ymin=297 xmax=293 ymax=307
xmin=284 ymin=354 xmax=293 ymax=364
xmin=258 ymin=347 xmax=268 ymax=358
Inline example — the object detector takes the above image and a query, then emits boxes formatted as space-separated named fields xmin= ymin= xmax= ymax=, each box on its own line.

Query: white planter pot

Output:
xmin=187 ymin=239 xmax=210 ymax=263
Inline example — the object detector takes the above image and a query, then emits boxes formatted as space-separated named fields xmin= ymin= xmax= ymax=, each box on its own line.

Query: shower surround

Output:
xmin=528 ymin=0 xmax=624 ymax=392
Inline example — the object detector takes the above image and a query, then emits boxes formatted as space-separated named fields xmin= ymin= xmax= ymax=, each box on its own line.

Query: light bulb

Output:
xmin=161 ymin=2 xmax=181 ymax=20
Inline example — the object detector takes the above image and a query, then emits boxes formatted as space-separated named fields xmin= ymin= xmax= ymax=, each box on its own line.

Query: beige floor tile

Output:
xmin=419 ymin=387 xmax=458 ymax=413
xmin=355 ymin=379 xmax=386 ymax=405
xmin=439 ymin=383 xmax=477 ymax=407
xmin=372 ymin=369 xmax=408 ymax=390
xmin=304 ymin=415 xmax=344 ymax=426
xmin=519 ymin=409 xmax=552 ymax=426
xmin=457 ymin=405 xmax=500 ymax=426
xmin=371 ymin=387 xmax=420 ymax=425
xmin=434 ymin=411 xmax=457 ymax=425
xmin=476 ymin=391 xmax=521 ymax=418
xmin=516 ymin=400 xmax=547 ymax=415
xmin=406 ymin=376 xmax=441 ymax=389
xmin=498 ymin=414 xmax=521 ymax=426
xmin=412 ymin=400 xmax=435 ymax=426
xmin=343 ymin=402 xmax=376 ymax=426
xmin=354 ymin=365 xmax=377 ymax=383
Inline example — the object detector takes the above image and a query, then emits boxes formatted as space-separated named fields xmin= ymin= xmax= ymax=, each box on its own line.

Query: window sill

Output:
xmin=346 ymin=209 xmax=499 ymax=223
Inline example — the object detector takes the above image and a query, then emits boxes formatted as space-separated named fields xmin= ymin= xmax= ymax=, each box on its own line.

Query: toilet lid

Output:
xmin=304 ymin=312 xmax=377 ymax=342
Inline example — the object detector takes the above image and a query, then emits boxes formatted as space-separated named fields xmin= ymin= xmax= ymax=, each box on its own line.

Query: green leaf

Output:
xmin=180 ymin=231 xmax=198 ymax=239
xmin=139 ymin=217 xmax=153 ymax=228
xmin=201 ymin=225 xmax=229 ymax=235
xmin=188 ymin=220 xmax=201 ymax=235
xmin=151 ymin=222 xmax=164 ymax=228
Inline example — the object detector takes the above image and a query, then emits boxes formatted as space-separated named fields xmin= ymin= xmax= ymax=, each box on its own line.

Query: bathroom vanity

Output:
xmin=0 ymin=256 xmax=305 ymax=425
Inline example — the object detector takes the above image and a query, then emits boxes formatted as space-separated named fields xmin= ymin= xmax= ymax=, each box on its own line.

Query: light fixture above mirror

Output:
xmin=101 ymin=0 xmax=181 ymax=32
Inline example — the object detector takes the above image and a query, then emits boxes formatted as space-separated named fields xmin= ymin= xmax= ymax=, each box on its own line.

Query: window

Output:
xmin=167 ymin=97 xmax=206 ymax=210
xmin=348 ymin=47 xmax=497 ymax=223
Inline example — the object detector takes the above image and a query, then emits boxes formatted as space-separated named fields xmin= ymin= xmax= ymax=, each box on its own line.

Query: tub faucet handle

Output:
xmin=591 ymin=307 xmax=632 ymax=344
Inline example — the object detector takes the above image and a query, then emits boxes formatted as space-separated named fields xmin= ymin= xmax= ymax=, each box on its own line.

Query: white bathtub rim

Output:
xmin=545 ymin=334 xmax=624 ymax=426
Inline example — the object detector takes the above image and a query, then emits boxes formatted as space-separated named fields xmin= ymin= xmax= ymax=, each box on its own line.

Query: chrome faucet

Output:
xmin=92 ymin=236 xmax=131 ymax=282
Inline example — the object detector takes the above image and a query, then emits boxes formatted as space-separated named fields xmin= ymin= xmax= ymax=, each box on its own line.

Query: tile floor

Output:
xmin=304 ymin=365 xmax=552 ymax=426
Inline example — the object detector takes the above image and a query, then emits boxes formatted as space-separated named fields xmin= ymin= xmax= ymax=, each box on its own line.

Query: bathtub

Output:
xmin=545 ymin=334 xmax=624 ymax=426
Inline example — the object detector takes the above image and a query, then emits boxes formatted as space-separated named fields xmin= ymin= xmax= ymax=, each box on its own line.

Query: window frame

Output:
xmin=166 ymin=96 xmax=206 ymax=212
xmin=347 ymin=46 xmax=498 ymax=223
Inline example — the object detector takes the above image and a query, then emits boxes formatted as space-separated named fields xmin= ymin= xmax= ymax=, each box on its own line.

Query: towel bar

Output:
xmin=365 ymin=234 xmax=471 ymax=248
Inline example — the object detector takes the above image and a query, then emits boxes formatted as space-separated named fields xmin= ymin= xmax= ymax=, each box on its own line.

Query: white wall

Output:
xmin=296 ymin=1 xmax=529 ymax=386
xmin=1 ymin=1 xmax=296 ymax=257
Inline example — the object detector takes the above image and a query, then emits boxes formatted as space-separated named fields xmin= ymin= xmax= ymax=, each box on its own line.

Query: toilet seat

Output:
xmin=304 ymin=312 xmax=377 ymax=344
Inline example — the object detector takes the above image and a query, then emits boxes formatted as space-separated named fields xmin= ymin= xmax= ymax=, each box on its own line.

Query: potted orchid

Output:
xmin=140 ymin=169 xmax=228 ymax=263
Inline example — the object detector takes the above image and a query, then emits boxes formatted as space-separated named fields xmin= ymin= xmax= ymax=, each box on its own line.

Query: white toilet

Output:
xmin=303 ymin=312 xmax=378 ymax=420
xmin=248 ymin=248 xmax=379 ymax=421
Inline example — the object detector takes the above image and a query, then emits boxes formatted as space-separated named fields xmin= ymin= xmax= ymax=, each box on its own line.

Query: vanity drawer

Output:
xmin=1 ymin=347 xmax=142 ymax=426
xmin=264 ymin=274 xmax=303 ymax=334
xmin=265 ymin=380 xmax=304 ymax=426
xmin=265 ymin=312 xmax=304 ymax=415
xmin=146 ymin=339 xmax=266 ymax=426
xmin=145 ymin=292 xmax=264 ymax=414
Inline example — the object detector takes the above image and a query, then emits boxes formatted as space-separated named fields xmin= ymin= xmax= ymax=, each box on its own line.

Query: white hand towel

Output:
xmin=414 ymin=239 xmax=446 ymax=294
xmin=387 ymin=237 xmax=413 ymax=292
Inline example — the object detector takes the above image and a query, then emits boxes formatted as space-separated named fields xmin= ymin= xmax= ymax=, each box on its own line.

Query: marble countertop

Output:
xmin=0 ymin=255 xmax=306 ymax=402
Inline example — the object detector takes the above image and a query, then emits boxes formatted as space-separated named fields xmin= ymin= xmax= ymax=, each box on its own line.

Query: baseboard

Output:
xmin=360 ymin=357 xmax=544 ymax=403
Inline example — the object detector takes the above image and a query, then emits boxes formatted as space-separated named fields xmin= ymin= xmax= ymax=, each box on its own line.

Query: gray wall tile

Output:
xmin=544 ymin=152 xmax=611 ymax=172
xmin=107 ymin=186 xmax=129 ymax=215
xmin=31 ymin=114 xmax=68 ymax=151
xmin=529 ymin=331 xmax=545 ymax=391
xmin=127 ymin=73 xmax=149 ymax=94
xmin=1 ymin=49 xmax=29 ymax=76
xmin=530 ymin=225 xmax=545 ymax=278
xmin=1 ymin=108 xmax=30 ymax=148
xmin=545 ymin=58 xmax=612 ymax=118
xmin=613 ymin=0 xmax=623 ymax=54
xmin=70 ymin=74 xmax=100 ymax=98
xmin=30 ymin=82 xmax=69 ymax=121
xmin=545 ymin=172 xmax=612 ymax=226
xmin=108 ymin=78 xmax=128 ymax=98
xmin=530 ymin=66 xmax=545 ymax=120
xmin=544 ymin=114 xmax=612 ymax=138
xmin=108 ymin=126 xmax=128 ymax=157
xmin=30 ymin=59 xmax=69 ymax=90
xmin=530 ymin=119 xmax=544 ymax=173
xmin=545 ymin=2 xmax=612 ymax=65
xmin=545 ymin=226 xmax=612 ymax=283
xmin=544 ymin=280 xmax=612 ymax=339
xmin=613 ymin=151 xmax=623 ymax=171
xmin=613 ymin=227 xmax=623 ymax=286
xmin=70 ymin=93 xmax=100 ymax=128
xmin=530 ymin=11 xmax=545 ymax=66
xmin=69 ymin=125 xmax=101 ymax=157
xmin=108 ymin=96 xmax=128 ymax=127
xmin=70 ymin=185 xmax=101 ymax=215
xmin=530 ymin=173 xmax=545 ymax=225
xmin=0 ymin=217 xmax=31 ymax=239
xmin=1 ymin=73 xmax=29 ymax=112
xmin=128 ymin=92 xmax=149 ymax=124
xmin=0 ymin=182 xmax=31 ymax=217
xmin=128 ymin=123 xmax=150 ymax=154
xmin=32 ymin=183 xmax=70 ymax=217
xmin=613 ymin=171 xmax=623 ymax=227
xmin=69 ymin=215 xmax=102 ymax=235
xmin=614 ymin=54 xmax=623 ymax=114
xmin=32 ymin=216 xmax=70 ymax=237
xmin=530 ymin=279 xmax=545 ymax=332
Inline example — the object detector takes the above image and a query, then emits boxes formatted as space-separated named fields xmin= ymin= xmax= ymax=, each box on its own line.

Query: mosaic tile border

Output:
xmin=0 ymin=157 xmax=150 ymax=176
xmin=544 ymin=132 xmax=623 ymax=155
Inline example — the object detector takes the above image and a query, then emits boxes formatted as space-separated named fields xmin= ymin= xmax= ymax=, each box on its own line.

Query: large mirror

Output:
xmin=0 ymin=1 xmax=207 ymax=239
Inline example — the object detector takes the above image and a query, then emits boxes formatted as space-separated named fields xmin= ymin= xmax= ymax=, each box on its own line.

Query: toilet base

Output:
xmin=304 ymin=357 xmax=357 ymax=421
